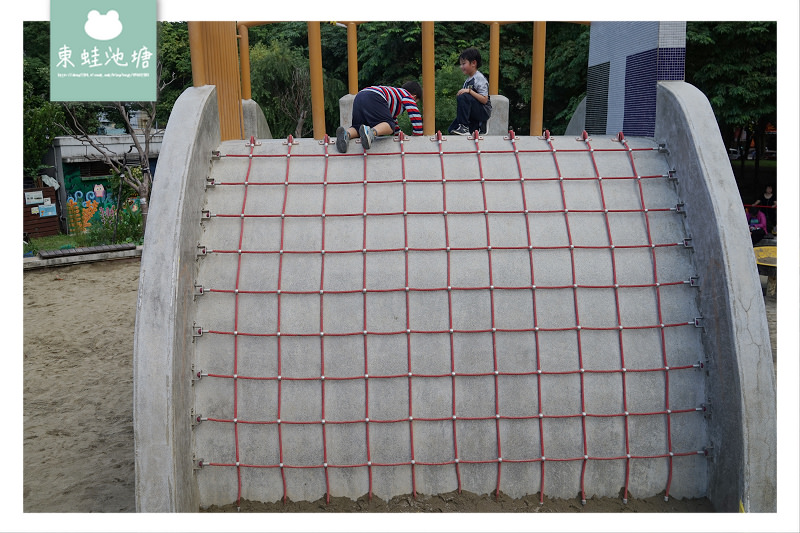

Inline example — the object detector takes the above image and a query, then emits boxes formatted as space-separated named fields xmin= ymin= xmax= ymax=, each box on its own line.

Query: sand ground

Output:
xmin=22 ymin=257 xmax=776 ymax=514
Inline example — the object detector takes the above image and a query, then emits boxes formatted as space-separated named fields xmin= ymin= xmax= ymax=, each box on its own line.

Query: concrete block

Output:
xmin=242 ymin=99 xmax=272 ymax=139
xmin=486 ymin=94 xmax=509 ymax=135
xmin=339 ymin=93 xmax=355 ymax=129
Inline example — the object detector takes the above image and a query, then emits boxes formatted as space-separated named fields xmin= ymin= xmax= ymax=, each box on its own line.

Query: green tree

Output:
xmin=23 ymin=81 xmax=64 ymax=181
xmin=685 ymin=21 xmax=777 ymax=184
xmin=249 ymin=39 xmax=345 ymax=139
xmin=155 ymin=21 xmax=193 ymax=126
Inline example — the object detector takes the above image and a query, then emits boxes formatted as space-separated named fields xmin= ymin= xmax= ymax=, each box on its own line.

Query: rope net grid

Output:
xmin=192 ymin=131 xmax=708 ymax=507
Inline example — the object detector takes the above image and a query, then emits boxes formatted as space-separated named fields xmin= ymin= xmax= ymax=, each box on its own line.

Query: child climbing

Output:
xmin=336 ymin=81 xmax=423 ymax=153
xmin=448 ymin=47 xmax=492 ymax=136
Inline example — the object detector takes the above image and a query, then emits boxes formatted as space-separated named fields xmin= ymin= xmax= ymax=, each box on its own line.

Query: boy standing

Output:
xmin=336 ymin=81 xmax=423 ymax=153
xmin=449 ymin=47 xmax=492 ymax=136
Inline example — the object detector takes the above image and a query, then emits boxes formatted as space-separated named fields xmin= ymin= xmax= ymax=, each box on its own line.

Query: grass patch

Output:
xmin=24 ymin=233 xmax=82 ymax=256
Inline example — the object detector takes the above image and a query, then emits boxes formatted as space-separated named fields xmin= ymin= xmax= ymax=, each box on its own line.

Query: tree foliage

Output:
xmin=23 ymin=20 xmax=777 ymax=163
xmin=685 ymin=21 xmax=777 ymax=143
xmin=154 ymin=22 xmax=193 ymax=126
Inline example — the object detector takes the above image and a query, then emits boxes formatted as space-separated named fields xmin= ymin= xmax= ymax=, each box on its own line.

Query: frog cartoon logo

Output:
xmin=84 ymin=10 xmax=123 ymax=41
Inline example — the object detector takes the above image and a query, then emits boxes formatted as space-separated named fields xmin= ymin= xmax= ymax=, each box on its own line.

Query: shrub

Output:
xmin=83 ymin=201 xmax=144 ymax=246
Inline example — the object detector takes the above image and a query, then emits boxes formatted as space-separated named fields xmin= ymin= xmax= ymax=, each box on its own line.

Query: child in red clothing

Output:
xmin=336 ymin=81 xmax=423 ymax=153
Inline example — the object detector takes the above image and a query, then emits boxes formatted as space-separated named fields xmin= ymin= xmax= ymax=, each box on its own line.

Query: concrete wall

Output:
xmin=653 ymin=81 xmax=776 ymax=512
xmin=242 ymin=99 xmax=272 ymax=140
xmin=133 ymin=85 xmax=220 ymax=512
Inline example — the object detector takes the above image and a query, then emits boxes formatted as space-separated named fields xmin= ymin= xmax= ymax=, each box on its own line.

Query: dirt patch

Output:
xmin=23 ymin=259 xmax=139 ymax=513
xmin=204 ymin=489 xmax=714 ymax=513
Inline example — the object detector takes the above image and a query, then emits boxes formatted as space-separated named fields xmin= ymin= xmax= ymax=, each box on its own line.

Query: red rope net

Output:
xmin=192 ymin=131 xmax=707 ymax=508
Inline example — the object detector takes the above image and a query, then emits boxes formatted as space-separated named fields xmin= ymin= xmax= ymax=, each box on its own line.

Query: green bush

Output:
xmin=83 ymin=203 xmax=144 ymax=246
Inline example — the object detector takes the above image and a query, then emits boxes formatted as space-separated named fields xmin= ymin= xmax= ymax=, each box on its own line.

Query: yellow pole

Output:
xmin=238 ymin=23 xmax=251 ymax=101
xmin=489 ymin=22 xmax=500 ymax=95
xmin=347 ymin=23 xmax=359 ymax=94
xmin=421 ymin=21 xmax=435 ymax=136
xmin=187 ymin=21 xmax=244 ymax=141
xmin=187 ymin=22 xmax=206 ymax=87
xmin=307 ymin=22 xmax=326 ymax=139
xmin=530 ymin=21 xmax=546 ymax=136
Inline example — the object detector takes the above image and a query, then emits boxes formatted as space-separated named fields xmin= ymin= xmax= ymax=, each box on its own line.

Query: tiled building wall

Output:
xmin=586 ymin=22 xmax=686 ymax=136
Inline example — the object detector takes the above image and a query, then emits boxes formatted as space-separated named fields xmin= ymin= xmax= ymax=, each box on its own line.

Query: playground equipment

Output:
xmin=133 ymin=22 xmax=776 ymax=513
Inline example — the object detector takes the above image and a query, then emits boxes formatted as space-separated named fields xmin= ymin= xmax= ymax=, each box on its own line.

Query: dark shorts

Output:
xmin=352 ymin=90 xmax=396 ymax=131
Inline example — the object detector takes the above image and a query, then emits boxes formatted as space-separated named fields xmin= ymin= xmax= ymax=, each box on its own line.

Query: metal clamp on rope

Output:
xmin=192 ymin=324 xmax=204 ymax=339
xmin=193 ymin=284 xmax=205 ymax=298
xmin=193 ymin=368 xmax=208 ymax=386
xmin=200 ymin=210 xmax=212 ymax=220
xmin=431 ymin=131 xmax=446 ymax=143
xmin=658 ymin=143 xmax=670 ymax=155
xmin=211 ymin=150 xmax=221 ymax=160
xmin=670 ymin=202 xmax=686 ymax=215
xmin=197 ymin=244 xmax=208 ymax=257
xmin=205 ymin=177 xmax=216 ymax=189
xmin=193 ymin=456 xmax=205 ymax=471
xmin=247 ymin=136 xmax=261 ymax=147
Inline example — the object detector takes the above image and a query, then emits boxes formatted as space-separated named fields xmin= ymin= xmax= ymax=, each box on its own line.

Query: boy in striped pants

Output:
xmin=336 ymin=81 xmax=423 ymax=153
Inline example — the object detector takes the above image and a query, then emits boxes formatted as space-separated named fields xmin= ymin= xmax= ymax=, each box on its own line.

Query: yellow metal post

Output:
xmin=421 ymin=21 xmax=435 ymax=136
xmin=489 ymin=22 xmax=500 ymax=95
xmin=347 ymin=23 xmax=359 ymax=94
xmin=187 ymin=22 xmax=206 ymax=87
xmin=187 ymin=21 xmax=244 ymax=141
xmin=530 ymin=21 xmax=546 ymax=136
xmin=307 ymin=22 xmax=326 ymax=139
xmin=238 ymin=23 xmax=252 ymax=101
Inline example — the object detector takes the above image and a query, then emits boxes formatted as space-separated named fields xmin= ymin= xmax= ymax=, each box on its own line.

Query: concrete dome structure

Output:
xmin=133 ymin=81 xmax=775 ymax=512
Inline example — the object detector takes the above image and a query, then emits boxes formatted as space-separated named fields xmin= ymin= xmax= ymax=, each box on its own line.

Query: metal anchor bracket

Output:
xmin=197 ymin=244 xmax=208 ymax=257
xmin=211 ymin=150 xmax=221 ymax=161
xmin=671 ymin=202 xmax=687 ymax=215
xmin=193 ymin=283 xmax=205 ymax=298
xmin=701 ymin=400 xmax=713 ymax=419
